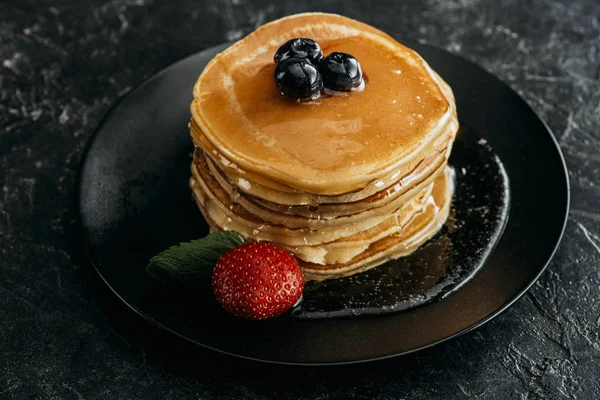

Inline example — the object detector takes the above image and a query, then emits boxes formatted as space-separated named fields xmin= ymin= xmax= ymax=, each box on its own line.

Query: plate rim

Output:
xmin=75 ymin=39 xmax=570 ymax=366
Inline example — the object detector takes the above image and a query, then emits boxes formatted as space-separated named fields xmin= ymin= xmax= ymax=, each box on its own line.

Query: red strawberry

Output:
xmin=212 ymin=242 xmax=304 ymax=320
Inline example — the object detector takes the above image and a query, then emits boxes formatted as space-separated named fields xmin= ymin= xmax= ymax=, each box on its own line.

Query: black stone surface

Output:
xmin=1 ymin=0 xmax=598 ymax=398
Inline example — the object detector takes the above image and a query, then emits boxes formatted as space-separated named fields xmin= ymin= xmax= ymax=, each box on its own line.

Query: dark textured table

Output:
xmin=1 ymin=1 xmax=599 ymax=399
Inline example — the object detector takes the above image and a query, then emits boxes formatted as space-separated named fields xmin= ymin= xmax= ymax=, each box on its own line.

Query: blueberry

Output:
xmin=319 ymin=52 xmax=363 ymax=91
xmin=274 ymin=57 xmax=323 ymax=100
xmin=274 ymin=38 xmax=323 ymax=66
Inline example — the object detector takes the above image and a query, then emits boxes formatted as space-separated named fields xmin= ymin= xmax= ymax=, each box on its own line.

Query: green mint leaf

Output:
xmin=146 ymin=231 xmax=244 ymax=288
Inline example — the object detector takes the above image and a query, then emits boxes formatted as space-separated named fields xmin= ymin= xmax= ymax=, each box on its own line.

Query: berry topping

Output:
xmin=319 ymin=52 xmax=363 ymax=91
xmin=274 ymin=57 xmax=323 ymax=100
xmin=212 ymin=242 xmax=304 ymax=320
xmin=274 ymin=38 xmax=323 ymax=65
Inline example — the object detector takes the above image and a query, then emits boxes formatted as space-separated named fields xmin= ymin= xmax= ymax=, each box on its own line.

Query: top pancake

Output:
xmin=191 ymin=13 xmax=454 ymax=195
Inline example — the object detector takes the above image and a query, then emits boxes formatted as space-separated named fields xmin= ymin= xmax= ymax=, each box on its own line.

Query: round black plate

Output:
xmin=77 ymin=39 xmax=569 ymax=365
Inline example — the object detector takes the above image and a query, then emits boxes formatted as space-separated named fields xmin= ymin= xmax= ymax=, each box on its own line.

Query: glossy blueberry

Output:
xmin=319 ymin=52 xmax=363 ymax=91
xmin=274 ymin=38 xmax=323 ymax=65
xmin=274 ymin=57 xmax=323 ymax=100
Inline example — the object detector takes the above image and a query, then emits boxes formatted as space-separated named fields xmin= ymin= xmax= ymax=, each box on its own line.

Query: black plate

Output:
xmin=77 ymin=39 xmax=569 ymax=365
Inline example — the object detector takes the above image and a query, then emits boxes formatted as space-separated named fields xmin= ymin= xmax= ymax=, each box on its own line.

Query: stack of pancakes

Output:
xmin=189 ymin=13 xmax=459 ymax=281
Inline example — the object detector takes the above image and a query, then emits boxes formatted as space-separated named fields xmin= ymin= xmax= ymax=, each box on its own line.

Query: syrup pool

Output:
xmin=291 ymin=126 xmax=510 ymax=319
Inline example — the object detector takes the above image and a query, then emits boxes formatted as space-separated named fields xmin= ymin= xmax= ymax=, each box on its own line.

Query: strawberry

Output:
xmin=212 ymin=242 xmax=304 ymax=320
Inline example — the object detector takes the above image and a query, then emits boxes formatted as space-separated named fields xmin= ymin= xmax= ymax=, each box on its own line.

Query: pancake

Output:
xmin=190 ymin=115 xmax=457 ymax=206
xmin=190 ymin=149 xmax=446 ymax=239
xmin=193 ymin=149 xmax=447 ymax=230
xmin=188 ymin=12 xmax=459 ymax=280
xmin=190 ymin=12 xmax=457 ymax=195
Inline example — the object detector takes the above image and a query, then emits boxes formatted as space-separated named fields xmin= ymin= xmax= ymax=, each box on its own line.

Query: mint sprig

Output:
xmin=146 ymin=231 xmax=244 ymax=288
